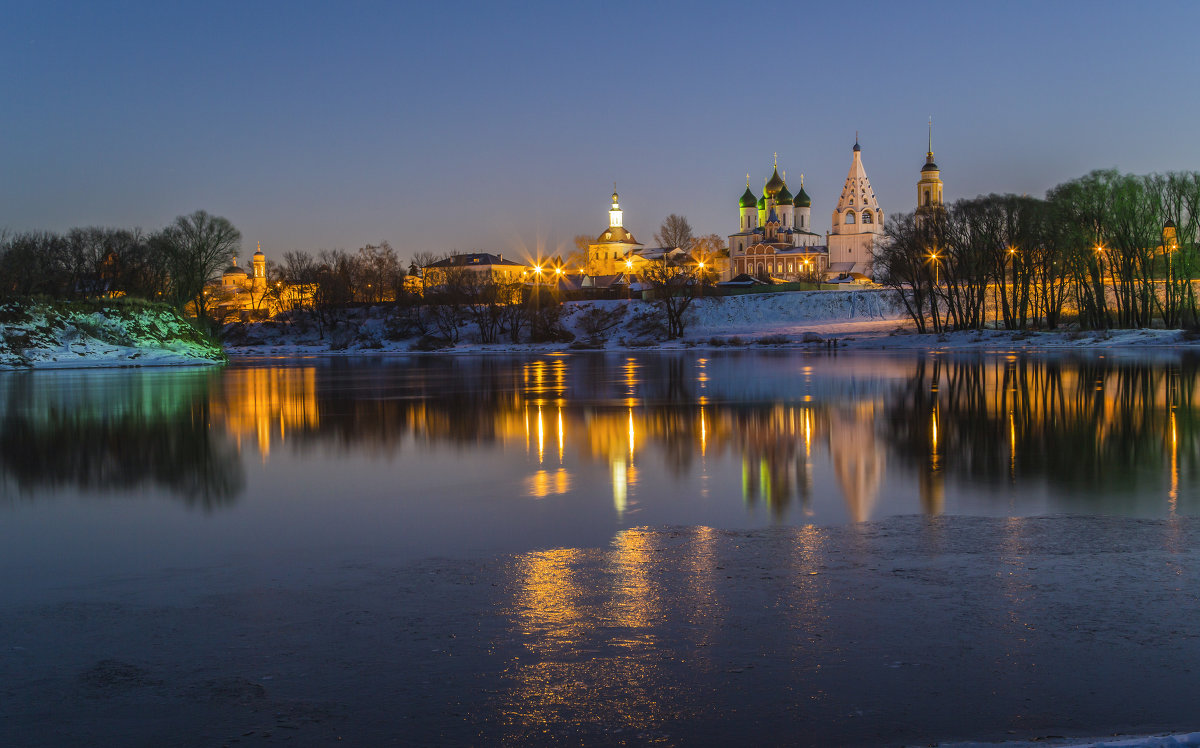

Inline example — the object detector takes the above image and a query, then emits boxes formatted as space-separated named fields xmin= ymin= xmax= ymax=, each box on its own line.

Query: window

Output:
xmin=862 ymin=211 xmax=872 ymax=224
xmin=923 ymin=190 xmax=930 ymax=206
xmin=787 ymin=261 xmax=794 ymax=273
xmin=845 ymin=211 xmax=856 ymax=224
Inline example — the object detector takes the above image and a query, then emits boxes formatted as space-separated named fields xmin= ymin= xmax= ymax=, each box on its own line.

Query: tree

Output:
xmin=641 ymin=253 xmax=700 ymax=339
xmin=160 ymin=210 xmax=242 ymax=321
xmin=654 ymin=214 xmax=694 ymax=250
xmin=569 ymin=234 xmax=592 ymax=271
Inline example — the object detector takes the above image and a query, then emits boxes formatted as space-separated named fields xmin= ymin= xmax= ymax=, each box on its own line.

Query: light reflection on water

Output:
xmin=0 ymin=350 xmax=1199 ymax=581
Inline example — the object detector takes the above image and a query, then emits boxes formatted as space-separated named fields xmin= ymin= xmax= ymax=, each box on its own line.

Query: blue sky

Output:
xmin=2 ymin=1 xmax=1197 ymax=264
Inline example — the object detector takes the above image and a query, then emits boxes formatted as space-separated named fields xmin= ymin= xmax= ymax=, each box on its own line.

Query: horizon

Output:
xmin=3 ymin=1 xmax=1197 ymax=264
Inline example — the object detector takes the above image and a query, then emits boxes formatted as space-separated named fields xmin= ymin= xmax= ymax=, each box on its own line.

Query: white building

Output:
xmin=826 ymin=138 xmax=885 ymax=279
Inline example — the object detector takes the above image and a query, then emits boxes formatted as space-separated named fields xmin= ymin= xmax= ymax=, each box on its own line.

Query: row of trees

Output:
xmin=0 ymin=210 xmax=241 ymax=323
xmin=876 ymin=170 xmax=1200 ymax=332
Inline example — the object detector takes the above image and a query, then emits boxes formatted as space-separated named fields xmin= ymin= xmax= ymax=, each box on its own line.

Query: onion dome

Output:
xmin=776 ymin=182 xmax=793 ymax=203
xmin=739 ymin=186 xmax=757 ymax=209
xmin=922 ymin=152 xmax=939 ymax=172
xmin=853 ymin=134 xmax=861 ymax=152
xmin=1165 ymin=220 xmax=1177 ymax=229
xmin=756 ymin=196 xmax=766 ymax=210
xmin=793 ymin=184 xmax=811 ymax=208
xmin=764 ymin=166 xmax=785 ymax=197
xmin=223 ymin=260 xmax=246 ymax=277
xmin=253 ymin=240 xmax=265 ymax=257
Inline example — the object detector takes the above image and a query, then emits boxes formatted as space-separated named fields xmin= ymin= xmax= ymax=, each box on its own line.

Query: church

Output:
xmin=727 ymin=156 xmax=827 ymax=281
xmin=586 ymin=188 xmax=643 ymax=276
xmin=728 ymin=137 xmax=899 ymax=281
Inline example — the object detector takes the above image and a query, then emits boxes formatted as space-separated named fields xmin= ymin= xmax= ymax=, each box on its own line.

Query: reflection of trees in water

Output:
xmin=884 ymin=354 xmax=1200 ymax=512
xmin=0 ymin=370 xmax=243 ymax=510
xmin=238 ymin=355 xmax=883 ymax=519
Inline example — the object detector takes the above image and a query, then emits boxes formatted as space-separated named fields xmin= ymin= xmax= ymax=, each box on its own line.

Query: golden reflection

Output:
xmin=536 ymin=404 xmax=544 ymax=464
xmin=527 ymin=468 xmax=571 ymax=498
xmin=212 ymin=367 xmax=318 ymax=458
xmin=612 ymin=459 xmax=627 ymax=517
xmin=201 ymin=353 xmax=1200 ymax=523
xmin=496 ymin=531 xmax=691 ymax=740
xmin=1169 ymin=409 xmax=1178 ymax=517
xmin=627 ymin=407 xmax=636 ymax=462
xmin=557 ymin=407 xmax=564 ymax=464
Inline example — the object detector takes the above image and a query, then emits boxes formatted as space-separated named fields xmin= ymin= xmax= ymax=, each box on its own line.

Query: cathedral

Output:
xmin=726 ymin=156 xmax=827 ymax=281
xmin=727 ymin=137 xmax=900 ymax=282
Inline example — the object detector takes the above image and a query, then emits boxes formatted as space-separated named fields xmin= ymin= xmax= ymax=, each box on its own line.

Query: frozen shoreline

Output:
xmin=222 ymin=293 xmax=1200 ymax=358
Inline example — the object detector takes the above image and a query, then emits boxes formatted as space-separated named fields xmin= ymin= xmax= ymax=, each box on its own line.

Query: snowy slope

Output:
xmin=0 ymin=301 xmax=225 ymax=369
xmin=221 ymin=289 xmax=1200 ymax=356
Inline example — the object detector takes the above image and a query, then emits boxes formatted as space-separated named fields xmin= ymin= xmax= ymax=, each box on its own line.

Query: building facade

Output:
xmin=727 ymin=159 xmax=827 ymax=281
xmin=587 ymin=189 xmax=644 ymax=276
xmin=826 ymin=138 xmax=884 ymax=279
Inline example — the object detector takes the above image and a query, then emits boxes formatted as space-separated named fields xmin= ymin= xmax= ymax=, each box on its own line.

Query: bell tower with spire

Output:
xmin=827 ymin=135 xmax=884 ymax=279
xmin=916 ymin=119 xmax=944 ymax=222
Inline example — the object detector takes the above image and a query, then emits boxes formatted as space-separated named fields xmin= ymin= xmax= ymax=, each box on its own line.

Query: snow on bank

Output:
xmin=0 ymin=302 xmax=225 ymax=369
xmin=222 ymin=289 xmax=1200 ymax=357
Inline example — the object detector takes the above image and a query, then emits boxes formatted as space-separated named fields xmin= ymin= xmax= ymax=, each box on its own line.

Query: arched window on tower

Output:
xmin=923 ymin=190 xmax=931 ymax=206
xmin=845 ymin=211 xmax=856 ymax=224
xmin=862 ymin=211 xmax=872 ymax=224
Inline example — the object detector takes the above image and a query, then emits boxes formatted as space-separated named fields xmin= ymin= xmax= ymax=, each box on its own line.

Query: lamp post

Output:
xmin=1007 ymin=246 xmax=1017 ymax=329
xmin=1094 ymin=245 xmax=1106 ymax=328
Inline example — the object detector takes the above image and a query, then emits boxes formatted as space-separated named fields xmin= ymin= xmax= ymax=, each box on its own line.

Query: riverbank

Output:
xmin=221 ymin=291 xmax=1200 ymax=357
xmin=0 ymin=300 xmax=225 ymax=369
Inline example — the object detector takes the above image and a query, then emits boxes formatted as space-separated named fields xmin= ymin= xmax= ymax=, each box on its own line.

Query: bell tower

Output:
xmin=916 ymin=119 xmax=944 ymax=218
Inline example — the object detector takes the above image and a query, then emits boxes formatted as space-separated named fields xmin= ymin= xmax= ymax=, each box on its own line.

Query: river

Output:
xmin=1 ymin=350 xmax=1198 ymax=746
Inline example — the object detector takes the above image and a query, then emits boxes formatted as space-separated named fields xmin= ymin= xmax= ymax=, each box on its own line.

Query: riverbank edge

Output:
xmin=0 ymin=299 xmax=226 ymax=370
xmin=222 ymin=327 xmax=1200 ymax=359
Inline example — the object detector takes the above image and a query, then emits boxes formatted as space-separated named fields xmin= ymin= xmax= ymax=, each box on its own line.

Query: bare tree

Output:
xmin=160 ymin=210 xmax=241 ymax=321
xmin=654 ymin=214 xmax=694 ymax=250
xmin=641 ymin=253 xmax=700 ymax=339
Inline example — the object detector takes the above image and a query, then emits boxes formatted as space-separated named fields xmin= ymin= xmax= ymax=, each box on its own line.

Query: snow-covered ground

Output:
xmin=0 ymin=302 xmax=225 ymax=369
xmin=222 ymin=289 xmax=1200 ymax=356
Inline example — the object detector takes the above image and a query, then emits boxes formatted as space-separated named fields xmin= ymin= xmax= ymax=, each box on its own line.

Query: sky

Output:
xmin=3 ymin=0 xmax=1198 ymax=266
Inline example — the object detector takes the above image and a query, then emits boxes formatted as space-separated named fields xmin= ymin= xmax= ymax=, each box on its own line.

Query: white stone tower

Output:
xmin=827 ymin=136 xmax=884 ymax=278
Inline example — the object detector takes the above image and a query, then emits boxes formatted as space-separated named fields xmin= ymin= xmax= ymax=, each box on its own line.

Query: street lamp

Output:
xmin=928 ymin=251 xmax=940 ymax=285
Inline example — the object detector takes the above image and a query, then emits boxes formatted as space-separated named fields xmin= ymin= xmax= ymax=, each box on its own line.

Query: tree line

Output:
xmin=0 ymin=210 xmax=241 ymax=323
xmin=876 ymin=170 xmax=1200 ymax=332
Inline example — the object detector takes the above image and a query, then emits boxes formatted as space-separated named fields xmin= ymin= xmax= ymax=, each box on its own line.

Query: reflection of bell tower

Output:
xmin=828 ymin=405 xmax=885 ymax=522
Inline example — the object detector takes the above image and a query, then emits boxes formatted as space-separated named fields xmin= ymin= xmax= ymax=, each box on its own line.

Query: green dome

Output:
xmin=756 ymin=196 xmax=766 ymax=210
xmin=764 ymin=166 xmax=785 ymax=197
xmin=793 ymin=185 xmax=811 ymax=208
xmin=776 ymin=183 xmax=793 ymax=203
xmin=739 ymin=186 xmax=757 ymax=209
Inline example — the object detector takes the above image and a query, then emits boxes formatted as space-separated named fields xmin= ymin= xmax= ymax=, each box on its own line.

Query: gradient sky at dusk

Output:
xmin=3 ymin=1 xmax=1197 ymax=264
